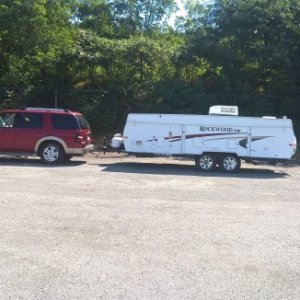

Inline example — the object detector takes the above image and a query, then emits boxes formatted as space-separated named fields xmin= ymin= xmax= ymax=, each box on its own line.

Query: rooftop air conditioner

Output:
xmin=209 ymin=105 xmax=238 ymax=116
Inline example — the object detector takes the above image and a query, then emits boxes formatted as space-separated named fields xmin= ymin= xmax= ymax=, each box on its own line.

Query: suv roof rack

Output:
xmin=26 ymin=107 xmax=70 ymax=112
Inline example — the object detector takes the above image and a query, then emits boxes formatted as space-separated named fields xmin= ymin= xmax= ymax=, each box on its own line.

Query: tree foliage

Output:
xmin=0 ymin=0 xmax=299 ymax=139
xmin=108 ymin=0 xmax=177 ymax=35
xmin=184 ymin=0 xmax=300 ymax=118
xmin=0 ymin=1 xmax=74 ymax=87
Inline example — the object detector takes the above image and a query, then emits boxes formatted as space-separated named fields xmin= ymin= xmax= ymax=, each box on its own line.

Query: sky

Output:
xmin=168 ymin=0 xmax=187 ymax=26
xmin=169 ymin=0 xmax=209 ymax=26
xmin=176 ymin=0 xmax=187 ymax=16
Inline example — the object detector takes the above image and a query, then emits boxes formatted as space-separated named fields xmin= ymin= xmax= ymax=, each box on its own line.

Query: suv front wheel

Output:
xmin=39 ymin=142 xmax=65 ymax=164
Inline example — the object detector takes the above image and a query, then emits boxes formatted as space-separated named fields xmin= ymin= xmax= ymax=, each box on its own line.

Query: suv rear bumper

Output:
xmin=66 ymin=144 xmax=94 ymax=155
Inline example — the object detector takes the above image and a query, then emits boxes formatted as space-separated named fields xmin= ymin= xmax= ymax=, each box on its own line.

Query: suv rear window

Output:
xmin=76 ymin=115 xmax=90 ymax=129
xmin=51 ymin=114 xmax=79 ymax=130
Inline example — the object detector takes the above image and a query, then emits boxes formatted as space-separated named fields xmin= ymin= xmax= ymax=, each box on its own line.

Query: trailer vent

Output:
xmin=262 ymin=116 xmax=276 ymax=119
xmin=209 ymin=106 xmax=238 ymax=116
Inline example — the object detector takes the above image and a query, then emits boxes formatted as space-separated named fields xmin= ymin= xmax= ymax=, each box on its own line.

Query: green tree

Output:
xmin=0 ymin=0 xmax=74 ymax=104
xmin=72 ymin=0 xmax=115 ymax=37
xmin=68 ymin=31 xmax=183 ymax=130
xmin=108 ymin=0 xmax=177 ymax=36
xmin=183 ymin=0 xmax=300 ymax=118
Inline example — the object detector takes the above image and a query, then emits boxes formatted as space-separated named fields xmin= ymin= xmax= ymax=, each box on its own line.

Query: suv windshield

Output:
xmin=76 ymin=115 xmax=90 ymax=129
xmin=0 ymin=112 xmax=15 ymax=127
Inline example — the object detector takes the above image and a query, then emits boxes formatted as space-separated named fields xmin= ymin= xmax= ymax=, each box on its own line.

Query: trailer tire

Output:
xmin=195 ymin=154 xmax=216 ymax=172
xmin=219 ymin=154 xmax=241 ymax=173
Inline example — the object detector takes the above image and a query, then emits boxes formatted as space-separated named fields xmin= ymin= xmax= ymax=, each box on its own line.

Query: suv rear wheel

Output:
xmin=39 ymin=142 xmax=65 ymax=164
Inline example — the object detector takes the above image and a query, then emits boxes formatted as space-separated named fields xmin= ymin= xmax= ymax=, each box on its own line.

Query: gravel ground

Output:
xmin=0 ymin=153 xmax=299 ymax=300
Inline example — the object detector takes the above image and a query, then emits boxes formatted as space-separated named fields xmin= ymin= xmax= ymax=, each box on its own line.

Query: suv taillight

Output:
xmin=75 ymin=132 xmax=92 ymax=144
xmin=75 ymin=134 xmax=84 ymax=142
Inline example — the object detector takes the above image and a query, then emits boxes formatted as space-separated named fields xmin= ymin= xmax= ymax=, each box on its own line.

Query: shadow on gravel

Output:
xmin=0 ymin=157 xmax=86 ymax=167
xmin=100 ymin=162 xmax=290 ymax=179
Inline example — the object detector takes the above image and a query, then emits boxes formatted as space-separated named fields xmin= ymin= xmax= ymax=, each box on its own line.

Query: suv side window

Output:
xmin=14 ymin=113 xmax=43 ymax=129
xmin=51 ymin=114 xmax=79 ymax=130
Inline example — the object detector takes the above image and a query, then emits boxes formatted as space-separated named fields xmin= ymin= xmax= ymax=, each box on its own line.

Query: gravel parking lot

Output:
xmin=0 ymin=154 xmax=299 ymax=300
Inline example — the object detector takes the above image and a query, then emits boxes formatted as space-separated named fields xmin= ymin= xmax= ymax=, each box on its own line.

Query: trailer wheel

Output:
xmin=219 ymin=154 xmax=241 ymax=173
xmin=195 ymin=154 xmax=216 ymax=172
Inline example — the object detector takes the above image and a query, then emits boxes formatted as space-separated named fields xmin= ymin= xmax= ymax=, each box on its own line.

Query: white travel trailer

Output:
xmin=111 ymin=106 xmax=297 ymax=172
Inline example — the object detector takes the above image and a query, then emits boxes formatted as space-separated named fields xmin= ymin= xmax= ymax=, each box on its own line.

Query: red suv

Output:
xmin=0 ymin=107 xmax=94 ymax=164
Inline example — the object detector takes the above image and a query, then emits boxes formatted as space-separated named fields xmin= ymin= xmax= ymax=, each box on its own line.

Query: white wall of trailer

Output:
xmin=122 ymin=113 xmax=296 ymax=160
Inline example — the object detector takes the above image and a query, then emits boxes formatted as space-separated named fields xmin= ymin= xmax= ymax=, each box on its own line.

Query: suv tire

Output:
xmin=39 ymin=142 xmax=65 ymax=164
